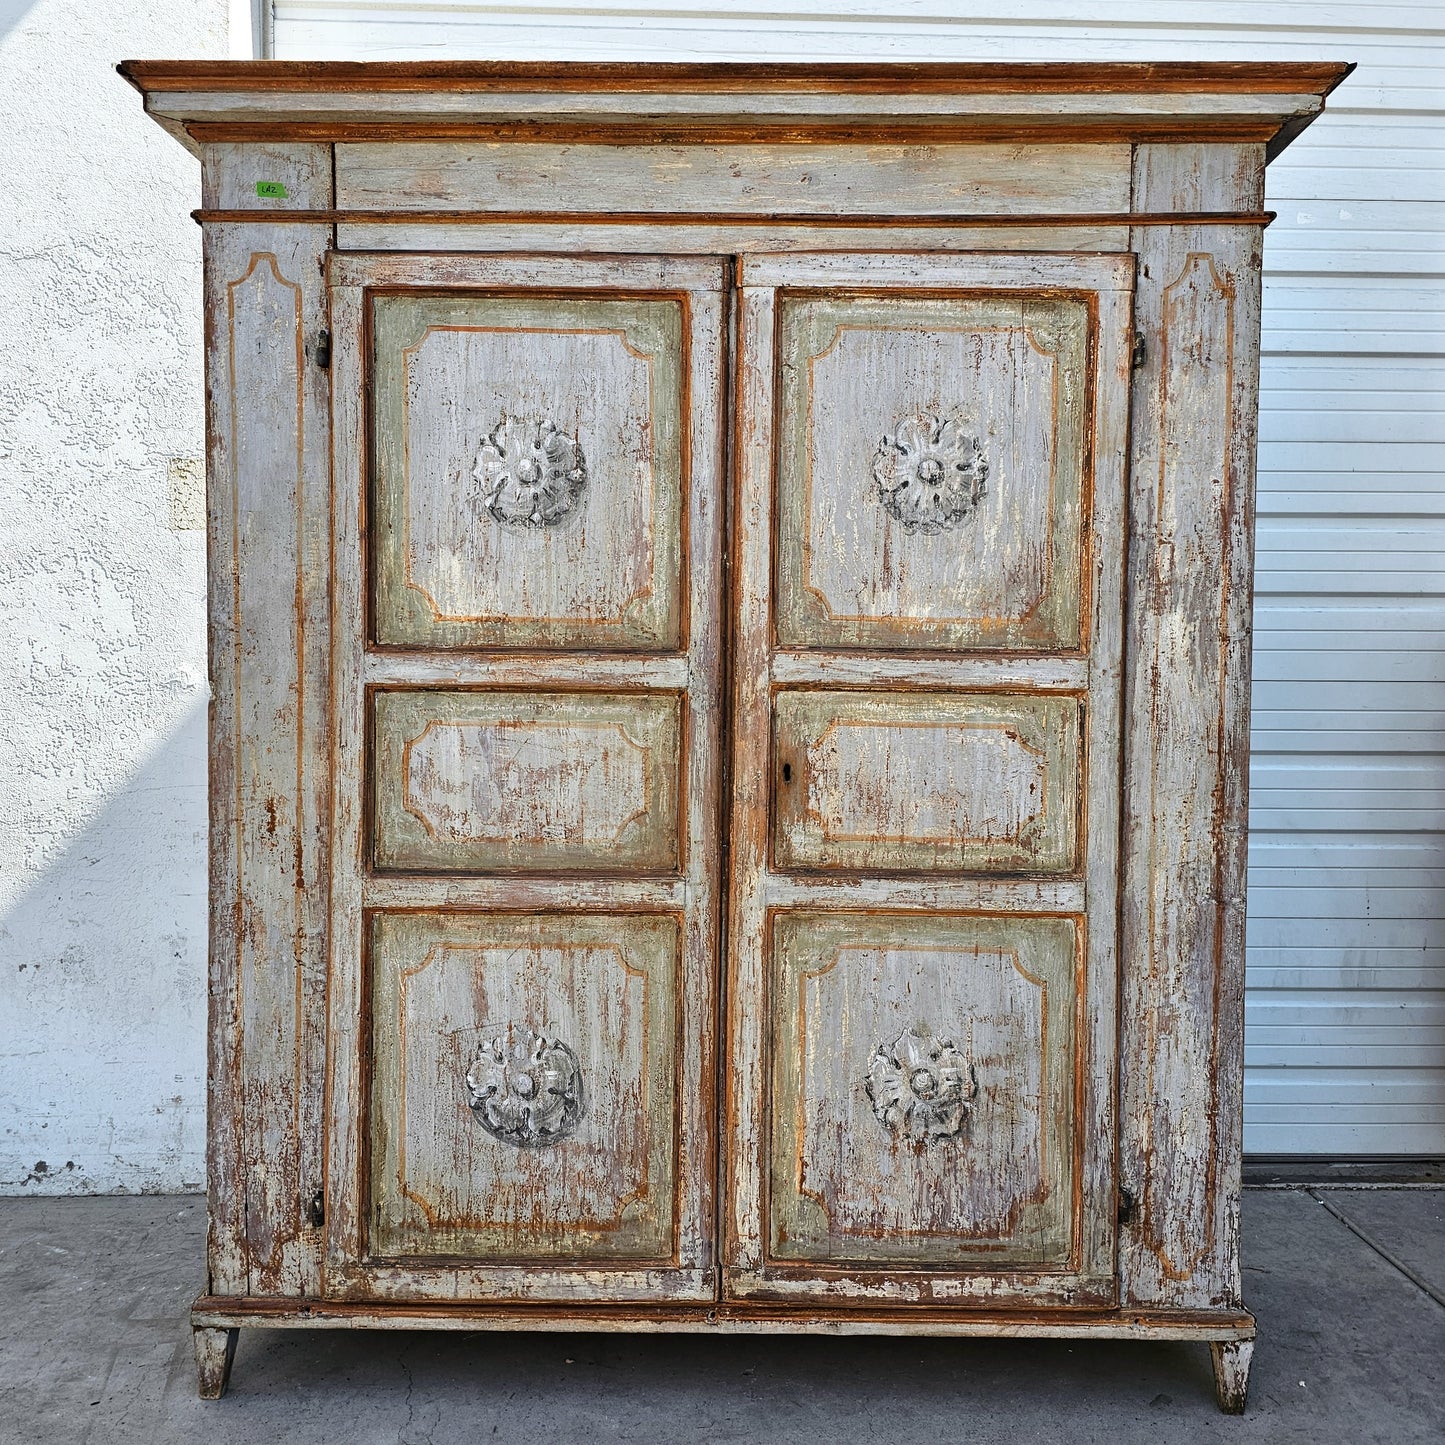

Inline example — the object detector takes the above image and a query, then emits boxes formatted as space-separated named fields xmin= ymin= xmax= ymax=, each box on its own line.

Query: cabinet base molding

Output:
xmin=192 ymin=1294 xmax=1254 ymax=1342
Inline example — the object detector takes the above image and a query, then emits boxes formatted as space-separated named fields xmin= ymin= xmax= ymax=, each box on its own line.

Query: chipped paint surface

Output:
xmin=0 ymin=0 xmax=229 ymax=1196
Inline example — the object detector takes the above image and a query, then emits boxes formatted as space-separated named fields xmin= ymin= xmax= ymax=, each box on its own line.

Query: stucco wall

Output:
xmin=0 ymin=0 xmax=230 ymax=1193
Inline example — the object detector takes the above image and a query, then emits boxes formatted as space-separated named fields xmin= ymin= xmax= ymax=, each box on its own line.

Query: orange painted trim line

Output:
xmin=192 ymin=209 xmax=1277 ymax=229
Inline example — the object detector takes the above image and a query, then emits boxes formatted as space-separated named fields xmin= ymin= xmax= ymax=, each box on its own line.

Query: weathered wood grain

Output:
xmin=1117 ymin=143 xmax=1267 ymax=1313
xmin=761 ymin=876 xmax=1087 ymax=914
xmin=121 ymin=59 xmax=1349 ymax=163
xmin=771 ymin=653 xmax=1089 ymax=692
xmin=335 ymin=140 xmax=1130 ymax=216
xmin=772 ymin=690 xmax=1080 ymax=875
xmin=192 ymin=1325 xmax=238 ymax=1400
xmin=320 ymin=276 xmax=370 ymax=1293
xmin=369 ymin=911 xmax=680 ymax=1262
xmin=335 ymin=221 xmax=1134 ymax=255
xmin=1212 ymin=1339 xmax=1256 ymax=1413
xmin=202 ymin=159 xmax=332 ymax=1300
xmin=359 ymin=872 xmax=1085 ymax=915
xmin=201 ymin=141 xmax=330 ymax=210
xmin=327 ymin=251 xmax=725 ymax=292
xmin=769 ymin=911 xmax=1078 ymax=1266
xmin=371 ymin=689 xmax=682 ymax=874
xmin=725 ymin=281 xmax=779 ymax=1298
xmin=1076 ymin=272 xmax=1136 ymax=1307
xmin=773 ymin=290 xmax=1090 ymax=651
xmin=361 ymin=875 xmax=690 ymax=914
xmin=122 ymin=58 xmax=1352 ymax=96
xmin=1136 ymin=140 xmax=1266 ymax=216
xmin=370 ymin=291 xmax=685 ymax=651
xmin=191 ymin=1293 xmax=1257 ymax=1341
xmin=360 ymin=653 xmax=692 ymax=692
xmin=134 ymin=66 xmax=1332 ymax=1413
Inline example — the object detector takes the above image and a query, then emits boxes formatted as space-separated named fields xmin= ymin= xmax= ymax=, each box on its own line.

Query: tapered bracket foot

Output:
xmin=1210 ymin=1339 xmax=1254 ymax=1414
xmin=194 ymin=1325 xmax=239 ymax=1400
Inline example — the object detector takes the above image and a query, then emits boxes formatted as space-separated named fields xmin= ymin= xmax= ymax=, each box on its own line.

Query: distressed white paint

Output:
xmin=773 ymin=690 xmax=1080 ymax=875
xmin=273 ymin=1 xmax=1445 ymax=1156
xmin=373 ymin=689 xmax=682 ymax=872
xmin=371 ymin=293 xmax=683 ymax=650
xmin=0 ymin=0 xmax=232 ymax=1195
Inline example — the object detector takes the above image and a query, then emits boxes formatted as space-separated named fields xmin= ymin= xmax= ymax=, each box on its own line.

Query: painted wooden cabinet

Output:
xmin=120 ymin=58 xmax=1352 ymax=1413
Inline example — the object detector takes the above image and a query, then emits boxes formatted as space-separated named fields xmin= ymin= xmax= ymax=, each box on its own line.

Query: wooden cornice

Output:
xmin=118 ymin=60 xmax=1354 ymax=96
xmin=118 ymin=59 xmax=1353 ymax=163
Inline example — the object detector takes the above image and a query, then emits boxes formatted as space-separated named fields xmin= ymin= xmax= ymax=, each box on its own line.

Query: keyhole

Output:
xmin=782 ymin=762 xmax=792 ymax=783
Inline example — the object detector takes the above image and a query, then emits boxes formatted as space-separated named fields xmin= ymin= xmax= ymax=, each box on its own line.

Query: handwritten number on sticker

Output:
xmin=255 ymin=180 xmax=288 ymax=199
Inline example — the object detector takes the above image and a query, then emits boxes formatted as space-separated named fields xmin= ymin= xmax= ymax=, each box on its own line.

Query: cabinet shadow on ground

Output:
xmin=167 ymin=1188 xmax=1445 ymax=1441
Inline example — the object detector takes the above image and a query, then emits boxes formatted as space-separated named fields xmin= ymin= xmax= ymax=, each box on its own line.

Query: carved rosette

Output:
xmin=864 ymin=1023 xmax=978 ymax=1145
xmin=473 ymin=417 xmax=588 ymax=528
xmin=464 ymin=1025 xmax=584 ymax=1148
xmin=873 ymin=413 xmax=988 ymax=535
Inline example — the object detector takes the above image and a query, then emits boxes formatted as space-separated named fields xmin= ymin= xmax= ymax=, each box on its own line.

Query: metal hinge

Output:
xmin=307 ymin=1189 xmax=325 ymax=1229
xmin=1118 ymin=1185 xmax=1136 ymax=1227
xmin=1131 ymin=333 xmax=1148 ymax=370
xmin=314 ymin=329 xmax=332 ymax=370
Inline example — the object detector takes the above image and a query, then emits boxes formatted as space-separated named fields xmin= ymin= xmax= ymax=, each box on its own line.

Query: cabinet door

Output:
xmin=323 ymin=255 xmax=725 ymax=1304
xmin=727 ymin=253 xmax=1134 ymax=1306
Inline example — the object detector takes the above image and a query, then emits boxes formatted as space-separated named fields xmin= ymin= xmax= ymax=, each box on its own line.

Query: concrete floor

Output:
xmin=1 ymin=1190 xmax=1442 ymax=1444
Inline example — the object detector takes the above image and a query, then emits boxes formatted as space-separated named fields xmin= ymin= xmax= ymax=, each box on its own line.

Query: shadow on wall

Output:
xmin=0 ymin=1 xmax=38 ymax=42
xmin=0 ymin=700 xmax=209 ymax=1195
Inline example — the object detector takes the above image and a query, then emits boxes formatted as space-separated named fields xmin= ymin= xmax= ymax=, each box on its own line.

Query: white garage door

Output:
xmin=268 ymin=1 xmax=1445 ymax=1156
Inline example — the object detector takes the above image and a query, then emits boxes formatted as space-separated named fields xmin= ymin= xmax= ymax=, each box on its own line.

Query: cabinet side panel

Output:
xmin=1119 ymin=143 xmax=1264 ymax=1310
xmin=203 ymin=183 xmax=332 ymax=1296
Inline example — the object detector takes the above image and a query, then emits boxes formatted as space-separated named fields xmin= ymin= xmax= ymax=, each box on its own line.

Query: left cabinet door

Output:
xmin=322 ymin=254 xmax=727 ymax=1304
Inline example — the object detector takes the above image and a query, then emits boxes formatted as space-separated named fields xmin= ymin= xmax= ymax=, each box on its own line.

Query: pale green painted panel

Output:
xmin=775 ymin=294 xmax=1090 ymax=652
xmin=372 ymin=689 xmax=682 ymax=874
xmin=371 ymin=293 xmax=686 ymax=650
xmin=770 ymin=911 xmax=1079 ymax=1266
xmin=772 ymin=689 xmax=1081 ymax=875
xmin=370 ymin=910 xmax=680 ymax=1262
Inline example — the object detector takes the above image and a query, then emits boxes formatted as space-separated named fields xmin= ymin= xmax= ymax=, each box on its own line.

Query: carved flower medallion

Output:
xmin=873 ymin=413 xmax=988 ymax=534
xmin=864 ymin=1023 xmax=978 ymax=1144
xmin=473 ymin=417 xmax=588 ymax=528
xmin=464 ymin=1024 xmax=584 ymax=1148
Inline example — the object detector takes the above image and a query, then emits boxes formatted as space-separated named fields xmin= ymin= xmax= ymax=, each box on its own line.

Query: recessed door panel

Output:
xmin=775 ymin=292 xmax=1090 ymax=652
xmin=772 ymin=689 xmax=1080 ymax=875
xmin=770 ymin=911 xmax=1078 ymax=1266
xmin=369 ymin=910 xmax=680 ymax=1262
xmin=372 ymin=690 xmax=682 ymax=874
xmin=370 ymin=292 xmax=685 ymax=651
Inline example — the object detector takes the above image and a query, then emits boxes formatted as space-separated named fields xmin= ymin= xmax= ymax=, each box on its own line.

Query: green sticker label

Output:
xmin=255 ymin=180 xmax=289 ymax=199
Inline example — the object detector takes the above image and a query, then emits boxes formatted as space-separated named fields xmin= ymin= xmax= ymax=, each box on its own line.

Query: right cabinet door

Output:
xmin=727 ymin=252 xmax=1134 ymax=1307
